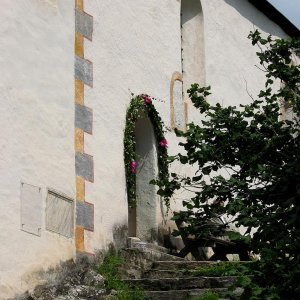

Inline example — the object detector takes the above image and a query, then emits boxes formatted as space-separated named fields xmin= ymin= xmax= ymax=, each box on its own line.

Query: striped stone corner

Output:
xmin=75 ymin=0 xmax=94 ymax=255
xmin=76 ymin=201 xmax=94 ymax=231
xmin=75 ymin=56 xmax=93 ymax=87
xmin=75 ymin=9 xmax=93 ymax=41
xmin=75 ymin=104 xmax=93 ymax=134
xmin=75 ymin=152 xmax=94 ymax=183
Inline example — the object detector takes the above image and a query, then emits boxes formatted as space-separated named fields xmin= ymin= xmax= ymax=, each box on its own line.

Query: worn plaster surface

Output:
xmin=0 ymin=0 xmax=74 ymax=298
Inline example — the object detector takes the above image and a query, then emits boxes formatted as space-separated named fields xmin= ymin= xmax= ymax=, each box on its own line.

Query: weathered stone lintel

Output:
xmin=76 ymin=201 xmax=94 ymax=231
xmin=75 ymin=152 xmax=94 ymax=182
xmin=75 ymin=56 xmax=93 ymax=87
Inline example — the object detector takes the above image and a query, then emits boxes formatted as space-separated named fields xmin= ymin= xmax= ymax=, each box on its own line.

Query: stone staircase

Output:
xmin=123 ymin=239 xmax=243 ymax=300
xmin=17 ymin=239 xmax=243 ymax=300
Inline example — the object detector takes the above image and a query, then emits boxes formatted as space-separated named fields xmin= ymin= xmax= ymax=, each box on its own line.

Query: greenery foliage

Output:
xmin=190 ymin=262 xmax=254 ymax=277
xmin=188 ymin=291 xmax=220 ymax=300
xmin=155 ymin=31 xmax=300 ymax=299
xmin=124 ymin=94 xmax=169 ymax=207
xmin=98 ymin=252 xmax=145 ymax=300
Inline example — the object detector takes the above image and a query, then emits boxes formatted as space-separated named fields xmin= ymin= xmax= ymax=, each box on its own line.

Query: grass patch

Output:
xmin=190 ymin=262 xmax=254 ymax=277
xmin=188 ymin=291 xmax=220 ymax=300
xmin=97 ymin=252 xmax=145 ymax=300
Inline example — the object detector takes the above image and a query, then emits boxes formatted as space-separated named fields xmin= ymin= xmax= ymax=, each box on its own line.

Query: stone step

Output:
xmin=124 ymin=276 xmax=238 ymax=291
xmin=144 ymin=288 xmax=228 ymax=300
xmin=123 ymin=248 xmax=184 ymax=263
xmin=127 ymin=237 xmax=170 ymax=253
xmin=144 ymin=269 xmax=188 ymax=279
xmin=152 ymin=260 xmax=245 ymax=271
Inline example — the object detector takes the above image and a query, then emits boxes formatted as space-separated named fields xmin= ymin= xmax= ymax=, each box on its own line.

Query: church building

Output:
xmin=0 ymin=0 xmax=298 ymax=298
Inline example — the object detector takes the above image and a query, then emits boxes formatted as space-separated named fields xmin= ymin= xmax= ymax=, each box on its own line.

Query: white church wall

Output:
xmin=0 ymin=1 xmax=74 ymax=298
xmin=82 ymin=0 xmax=182 ymax=253
xmin=188 ymin=0 xmax=288 ymax=123
xmin=160 ymin=0 xmax=290 ymax=232
xmin=80 ymin=0 xmax=290 ymax=253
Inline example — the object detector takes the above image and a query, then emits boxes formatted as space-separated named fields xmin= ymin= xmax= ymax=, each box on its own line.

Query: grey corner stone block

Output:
xmin=75 ymin=56 xmax=93 ymax=87
xmin=76 ymin=152 xmax=94 ymax=182
xmin=76 ymin=201 xmax=94 ymax=231
xmin=75 ymin=9 xmax=93 ymax=40
xmin=75 ymin=104 xmax=93 ymax=134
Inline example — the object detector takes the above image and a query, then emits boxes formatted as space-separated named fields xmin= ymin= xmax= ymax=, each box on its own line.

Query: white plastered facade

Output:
xmin=0 ymin=0 xmax=288 ymax=298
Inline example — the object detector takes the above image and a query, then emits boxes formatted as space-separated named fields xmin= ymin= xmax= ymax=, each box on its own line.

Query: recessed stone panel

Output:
xmin=75 ymin=56 xmax=93 ymax=87
xmin=75 ymin=9 xmax=93 ymax=40
xmin=46 ymin=190 xmax=74 ymax=238
xmin=75 ymin=104 xmax=93 ymax=134
xmin=76 ymin=201 xmax=94 ymax=231
xmin=20 ymin=182 xmax=42 ymax=236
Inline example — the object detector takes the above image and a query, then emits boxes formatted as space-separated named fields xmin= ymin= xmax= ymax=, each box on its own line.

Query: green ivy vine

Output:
xmin=124 ymin=94 xmax=169 ymax=207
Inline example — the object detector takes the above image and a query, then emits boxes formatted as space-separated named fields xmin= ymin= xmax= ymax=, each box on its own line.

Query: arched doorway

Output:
xmin=124 ymin=95 xmax=169 ymax=242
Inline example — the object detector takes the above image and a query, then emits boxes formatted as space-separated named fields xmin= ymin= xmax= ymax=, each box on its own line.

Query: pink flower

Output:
xmin=159 ymin=138 xmax=168 ymax=148
xmin=142 ymin=94 xmax=152 ymax=105
xmin=131 ymin=161 xmax=137 ymax=174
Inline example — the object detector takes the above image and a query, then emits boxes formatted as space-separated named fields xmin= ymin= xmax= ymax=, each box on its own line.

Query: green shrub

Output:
xmin=189 ymin=291 xmax=220 ymax=300
xmin=98 ymin=252 xmax=145 ymax=300
xmin=190 ymin=262 xmax=254 ymax=277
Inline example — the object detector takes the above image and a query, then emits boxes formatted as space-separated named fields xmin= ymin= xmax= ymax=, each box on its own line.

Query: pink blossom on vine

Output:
xmin=142 ymin=94 xmax=152 ymax=105
xmin=131 ymin=161 xmax=137 ymax=174
xmin=159 ymin=138 xmax=168 ymax=148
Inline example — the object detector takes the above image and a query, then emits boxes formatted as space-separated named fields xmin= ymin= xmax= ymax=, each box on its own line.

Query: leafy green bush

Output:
xmin=98 ymin=252 xmax=145 ymax=300
xmin=155 ymin=31 xmax=300 ymax=299
xmin=189 ymin=291 xmax=220 ymax=300
xmin=190 ymin=262 xmax=254 ymax=277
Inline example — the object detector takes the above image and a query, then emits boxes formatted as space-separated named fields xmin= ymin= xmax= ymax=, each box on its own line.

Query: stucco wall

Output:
xmin=82 ymin=0 xmax=182 ymax=253
xmin=0 ymin=1 xmax=74 ymax=298
xmin=188 ymin=0 xmax=288 ymax=122
xmin=81 ymin=0 xmax=289 ymax=252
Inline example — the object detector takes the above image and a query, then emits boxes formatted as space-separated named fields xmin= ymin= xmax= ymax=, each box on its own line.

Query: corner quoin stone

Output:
xmin=75 ymin=104 xmax=93 ymax=134
xmin=76 ymin=201 xmax=94 ymax=231
xmin=75 ymin=56 xmax=93 ymax=87
xmin=75 ymin=9 xmax=93 ymax=40
xmin=75 ymin=152 xmax=94 ymax=182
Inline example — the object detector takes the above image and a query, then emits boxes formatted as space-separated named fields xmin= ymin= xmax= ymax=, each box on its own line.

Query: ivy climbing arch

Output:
xmin=124 ymin=94 xmax=169 ymax=208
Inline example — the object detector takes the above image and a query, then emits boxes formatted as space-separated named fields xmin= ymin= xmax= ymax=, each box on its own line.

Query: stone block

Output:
xmin=75 ymin=56 xmax=93 ymax=87
xmin=75 ymin=104 xmax=93 ymax=134
xmin=76 ymin=201 xmax=94 ymax=231
xmin=75 ymin=152 xmax=94 ymax=182
xmin=75 ymin=9 xmax=93 ymax=40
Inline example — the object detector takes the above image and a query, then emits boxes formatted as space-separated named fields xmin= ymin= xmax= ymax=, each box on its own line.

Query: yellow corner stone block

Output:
xmin=76 ymin=176 xmax=85 ymax=201
xmin=75 ymin=79 xmax=84 ymax=105
xmin=75 ymin=0 xmax=84 ymax=10
xmin=75 ymin=128 xmax=84 ymax=153
xmin=75 ymin=226 xmax=85 ymax=251
xmin=75 ymin=32 xmax=84 ymax=58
